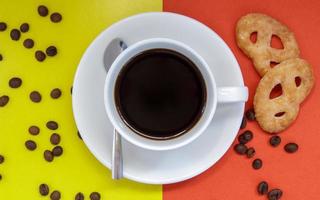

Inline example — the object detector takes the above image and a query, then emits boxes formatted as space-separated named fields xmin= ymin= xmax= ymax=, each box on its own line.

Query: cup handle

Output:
xmin=217 ymin=87 xmax=248 ymax=103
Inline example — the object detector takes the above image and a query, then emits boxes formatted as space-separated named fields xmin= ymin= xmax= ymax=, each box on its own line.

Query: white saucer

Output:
xmin=72 ymin=12 xmax=245 ymax=184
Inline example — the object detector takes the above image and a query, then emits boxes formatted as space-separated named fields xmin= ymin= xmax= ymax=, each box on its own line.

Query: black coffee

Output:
xmin=115 ymin=49 xmax=206 ymax=140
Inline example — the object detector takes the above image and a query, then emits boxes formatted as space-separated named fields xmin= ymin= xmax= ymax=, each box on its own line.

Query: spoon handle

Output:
xmin=112 ymin=129 xmax=123 ymax=179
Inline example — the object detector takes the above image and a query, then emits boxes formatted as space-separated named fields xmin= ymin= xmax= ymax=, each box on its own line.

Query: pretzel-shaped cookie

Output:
xmin=236 ymin=13 xmax=300 ymax=76
xmin=254 ymin=58 xmax=314 ymax=133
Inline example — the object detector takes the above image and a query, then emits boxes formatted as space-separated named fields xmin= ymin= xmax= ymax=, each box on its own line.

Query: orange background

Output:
xmin=163 ymin=0 xmax=320 ymax=199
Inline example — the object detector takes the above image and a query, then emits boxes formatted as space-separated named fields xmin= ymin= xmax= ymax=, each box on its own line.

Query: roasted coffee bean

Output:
xmin=0 ymin=95 xmax=9 ymax=107
xmin=50 ymin=133 xmax=60 ymax=145
xmin=267 ymin=189 xmax=283 ymax=200
xmin=75 ymin=192 xmax=84 ymax=200
xmin=50 ymin=88 xmax=61 ymax=99
xmin=46 ymin=121 xmax=58 ymax=130
xmin=50 ymin=13 xmax=62 ymax=23
xmin=46 ymin=46 xmax=57 ymax=57
xmin=0 ymin=22 xmax=7 ymax=31
xmin=50 ymin=190 xmax=61 ymax=200
xmin=240 ymin=117 xmax=247 ymax=129
xmin=0 ymin=155 xmax=4 ymax=164
xmin=23 ymin=39 xmax=34 ymax=49
xmin=29 ymin=126 xmax=40 ymax=135
xmin=90 ymin=192 xmax=101 ymax=200
xmin=30 ymin=91 xmax=42 ymax=102
xmin=9 ymin=77 xmax=22 ymax=88
xmin=10 ymin=29 xmax=20 ymax=41
xmin=245 ymin=108 xmax=256 ymax=121
xmin=246 ymin=147 xmax=255 ymax=158
xmin=77 ymin=131 xmax=82 ymax=140
xmin=52 ymin=146 xmax=63 ymax=157
xmin=0 ymin=54 xmax=2 ymax=61
xmin=269 ymin=135 xmax=281 ymax=147
xmin=284 ymin=143 xmax=298 ymax=153
xmin=35 ymin=50 xmax=46 ymax=62
xmin=238 ymin=130 xmax=253 ymax=144
xmin=39 ymin=183 xmax=50 ymax=196
xmin=252 ymin=158 xmax=263 ymax=170
xmin=257 ymin=181 xmax=269 ymax=195
xmin=20 ymin=23 xmax=29 ymax=33
xmin=0 ymin=174 xmax=2 ymax=180
xmin=44 ymin=150 xmax=54 ymax=162
xmin=25 ymin=140 xmax=37 ymax=151
xmin=234 ymin=143 xmax=248 ymax=155
xmin=38 ymin=5 xmax=49 ymax=17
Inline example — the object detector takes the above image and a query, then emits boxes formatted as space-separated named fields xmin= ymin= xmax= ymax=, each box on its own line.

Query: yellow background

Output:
xmin=0 ymin=0 xmax=162 ymax=199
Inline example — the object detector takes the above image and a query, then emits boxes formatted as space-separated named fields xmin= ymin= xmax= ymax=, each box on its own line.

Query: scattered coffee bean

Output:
xmin=39 ymin=183 xmax=50 ymax=196
xmin=77 ymin=131 xmax=82 ymax=140
xmin=269 ymin=135 xmax=281 ymax=147
xmin=234 ymin=143 xmax=248 ymax=155
xmin=257 ymin=181 xmax=268 ymax=195
xmin=20 ymin=23 xmax=29 ymax=33
xmin=0 ymin=22 xmax=7 ymax=31
xmin=252 ymin=158 xmax=263 ymax=170
xmin=38 ymin=5 xmax=49 ymax=17
xmin=46 ymin=46 xmax=57 ymax=57
xmin=245 ymin=108 xmax=256 ymax=121
xmin=46 ymin=121 xmax=58 ymax=130
xmin=44 ymin=150 xmax=54 ymax=162
xmin=0 ymin=174 xmax=2 ymax=180
xmin=29 ymin=125 xmax=40 ymax=135
xmin=25 ymin=140 xmax=37 ymax=151
xmin=267 ymin=189 xmax=283 ymax=200
xmin=0 ymin=155 xmax=4 ymax=164
xmin=240 ymin=117 xmax=247 ymax=129
xmin=246 ymin=147 xmax=255 ymax=158
xmin=23 ymin=38 xmax=34 ymax=49
xmin=90 ymin=192 xmax=101 ymax=200
xmin=238 ymin=130 xmax=253 ymax=144
xmin=50 ymin=88 xmax=61 ymax=99
xmin=284 ymin=143 xmax=298 ymax=153
xmin=35 ymin=50 xmax=46 ymax=62
xmin=30 ymin=91 xmax=42 ymax=102
xmin=75 ymin=192 xmax=84 ymax=200
xmin=9 ymin=77 xmax=22 ymax=88
xmin=10 ymin=29 xmax=20 ymax=41
xmin=52 ymin=146 xmax=63 ymax=157
xmin=0 ymin=54 xmax=2 ymax=61
xmin=0 ymin=95 xmax=9 ymax=107
xmin=50 ymin=133 xmax=61 ymax=145
xmin=50 ymin=13 xmax=62 ymax=23
xmin=50 ymin=190 xmax=61 ymax=200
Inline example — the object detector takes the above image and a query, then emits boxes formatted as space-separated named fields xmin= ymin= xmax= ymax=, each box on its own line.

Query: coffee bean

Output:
xmin=50 ymin=133 xmax=60 ymax=145
xmin=10 ymin=29 xmax=20 ymax=41
xmin=75 ymin=192 xmax=84 ymax=200
xmin=245 ymin=108 xmax=256 ymax=121
xmin=238 ymin=130 xmax=253 ymax=144
xmin=25 ymin=140 xmax=37 ymax=151
xmin=52 ymin=146 xmax=63 ymax=157
xmin=267 ymin=189 xmax=283 ymax=200
xmin=23 ymin=39 xmax=34 ymax=49
xmin=240 ymin=117 xmax=247 ymax=129
xmin=0 ymin=54 xmax=2 ymax=61
xmin=50 ymin=13 xmax=62 ymax=23
xmin=9 ymin=77 xmax=22 ymax=88
xmin=20 ymin=23 xmax=29 ymax=33
xmin=284 ymin=143 xmax=298 ymax=153
xmin=35 ymin=50 xmax=46 ymax=62
xmin=39 ymin=183 xmax=50 ymax=196
xmin=234 ymin=143 xmax=247 ymax=155
xmin=46 ymin=121 xmax=58 ymax=130
xmin=44 ymin=150 xmax=54 ymax=162
xmin=0 ymin=174 xmax=2 ymax=180
xmin=29 ymin=126 xmax=40 ymax=135
xmin=50 ymin=88 xmax=61 ymax=99
xmin=50 ymin=190 xmax=61 ymax=200
xmin=252 ymin=158 xmax=263 ymax=170
xmin=38 ymin=5 xmax=49 ymax=17
xmin=90 ymin=192 xmax=101 ymax=200
xmin=246 ymin=147 xmax=255 ymax=158
xmin=257 ymin=181 xmax=268 ymax=195
xmin=46 ymin=46 xmax=57 ymax=57
xmin=30 ymin=91 xmax=42 ymax=102
xmin=0 ymin=95 xmax=9 ymax=107
xmin=0 ymin=155 xmax=4 ymax=164
xmin=77 ymin=131 xmax=82 ymax=140
xmin=269 ymin=135 xmax=281 ymax=147
xmin=0 ymin=22 xmax=7 ymax=31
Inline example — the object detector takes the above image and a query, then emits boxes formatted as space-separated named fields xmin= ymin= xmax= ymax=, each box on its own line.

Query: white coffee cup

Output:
xmin=104 ymin=38 xmax=248 ymax=151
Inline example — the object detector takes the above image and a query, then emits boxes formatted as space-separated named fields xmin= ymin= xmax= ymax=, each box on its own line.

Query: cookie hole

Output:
xmin=270 ymin=61 xmax=280 ymax=68
xmin=269 ymin=84 xmax=283 ymax=99
xmin=295 ymin=76 xmax=301 ymax=87
xmin=270 ymin=35 xmax=284 ymax=49
xmin=250 ymin=32 xmax=257 ymax=43
xmin=275 ymin=112 xmax=285 ymax=117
